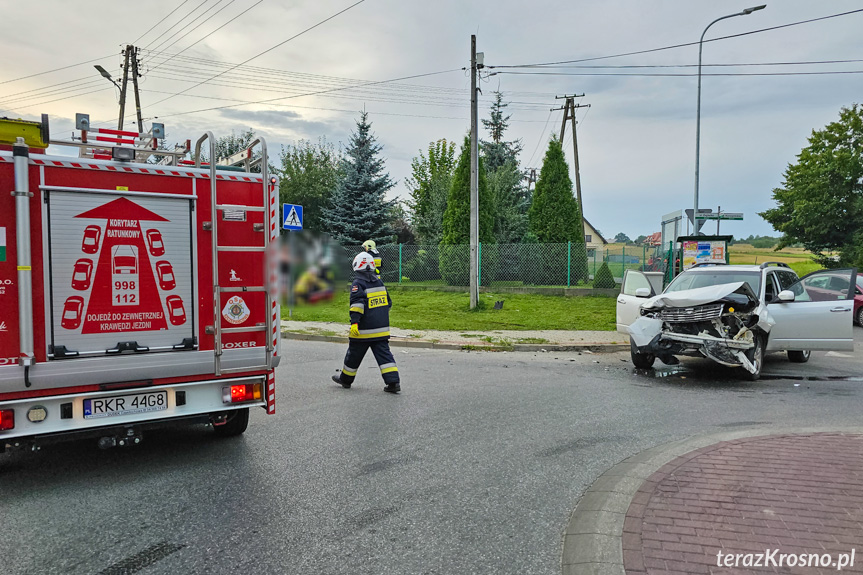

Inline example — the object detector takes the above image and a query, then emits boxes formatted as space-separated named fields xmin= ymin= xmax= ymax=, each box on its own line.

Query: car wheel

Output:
xmin=787 ymin=350 xmax=811 ymax=363
xmin=212 ymin=408 xmax=250 ymax=437
xmin=630 ymin=339 xmax=656 ymax=369
xmin=856 ymin=307 xmax=863 ymax=327
xmin=744 ymin=335 xmax=764 ymax=381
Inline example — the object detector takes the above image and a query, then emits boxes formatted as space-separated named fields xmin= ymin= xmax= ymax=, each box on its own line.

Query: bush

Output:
xmin=593 ymin=262 xmax=616 ymax=288
xmin=438 ymin=244 xmax=497 ymax=287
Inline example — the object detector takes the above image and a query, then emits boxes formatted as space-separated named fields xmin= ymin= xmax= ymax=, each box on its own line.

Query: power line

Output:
xmin=0 ymin=55 xmax=116 ymax=86
xmin=515 ymin=59 xmax=863 ymax=69
xmin=494 ymin=70 xmax=863 ymax=78
xmin=146 ymin=0 xmax=261 ymax=73
xmin=490 ymin=8 xmax=863 ymax=69
xmin=143 ymin=0 xmax=368 ymax=111
xmin=138 ymin=88 xmax=552 ymax=122
xmin=134 ymin=68 xmax=463 ymax=121
xmin=0 ymin=73 xmax=117 ymax=104
xmin=149 ymin=0 xmax=238 ymax=54
xmin=527 ymin=110 xmax=555 ymax=167
xmin=132 ymin=0 xmax=193 ymax=45
xmin=0 ymin=87 xmax=115 ymax=110
xmin=141 ymin=67 xmax=550 ymax=110
xmin=143 ymin=0 xmax=212 ymax=50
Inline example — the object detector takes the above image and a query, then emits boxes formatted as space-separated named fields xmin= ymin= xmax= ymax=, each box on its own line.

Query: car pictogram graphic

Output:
xmin=146 ymin=229 xmax=165 ymax=256
xmin=112 ymin=245 xmax=138 ymax=274
xmin=81 ymin=225 xmax=101 ymax=254
xmin=61 ymin=296 xmax=85 ymax=330
xmin=155 ymin=260 xmax=176 ymax=290
xmin=71 ymin=258 xmax=94 ymax=291
xmin=165 ymin=295 xmax=186 ymax=326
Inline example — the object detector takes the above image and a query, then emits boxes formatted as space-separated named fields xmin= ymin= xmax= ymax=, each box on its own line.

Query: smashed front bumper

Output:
xmin=630 ymin=309 xmax=762 ymax=374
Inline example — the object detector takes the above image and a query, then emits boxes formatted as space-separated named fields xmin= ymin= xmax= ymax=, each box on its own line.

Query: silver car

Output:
xmin=616 ymin=263 xmax=857 ymax=379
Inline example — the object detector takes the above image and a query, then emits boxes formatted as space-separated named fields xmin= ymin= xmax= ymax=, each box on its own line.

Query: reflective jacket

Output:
xmin=367 ymin=248 xmax=382 ymax=276
xmin=349 ymin=270 xmax=392 ymax=340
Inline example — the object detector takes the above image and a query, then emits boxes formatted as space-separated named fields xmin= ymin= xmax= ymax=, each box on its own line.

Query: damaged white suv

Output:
xmin=617 ymin=263 xmax=857 ymax=380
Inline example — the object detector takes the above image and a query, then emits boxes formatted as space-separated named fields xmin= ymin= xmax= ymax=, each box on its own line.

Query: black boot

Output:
xmin=383 ymin=382 xmax=401 ymax=394
xmin=332 ymin=373 xmax=350 ymax=389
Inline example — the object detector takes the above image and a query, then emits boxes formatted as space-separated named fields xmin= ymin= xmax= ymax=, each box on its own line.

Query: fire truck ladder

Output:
xmin=195 ymin=132 xmax=275 ymax=376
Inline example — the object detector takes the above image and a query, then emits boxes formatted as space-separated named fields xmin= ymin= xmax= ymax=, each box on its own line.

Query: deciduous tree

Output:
xmin=276 ymin=138 xmax=342 ymax=233
xmin=760 ymin=105 xmax=863 ymax=268
xmin=405 ymin=139 xmax=457 ymax=244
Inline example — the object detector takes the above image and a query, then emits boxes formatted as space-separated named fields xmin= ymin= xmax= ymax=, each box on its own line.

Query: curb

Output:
xmin=561 ymin=425 xmax=863 ymax=575
xmin=280 ymin=331 xmax=629 ymax=353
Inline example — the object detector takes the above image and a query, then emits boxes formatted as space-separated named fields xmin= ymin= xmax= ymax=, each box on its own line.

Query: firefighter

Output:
xmin=362 ymin=239 xmax=382 ymax=276
xmin=331 ymin=252 xmax=400 ymax=393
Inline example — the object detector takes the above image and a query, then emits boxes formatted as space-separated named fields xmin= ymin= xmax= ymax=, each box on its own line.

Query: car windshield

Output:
xmin=664 ymin=270 xmax=762 ymax=295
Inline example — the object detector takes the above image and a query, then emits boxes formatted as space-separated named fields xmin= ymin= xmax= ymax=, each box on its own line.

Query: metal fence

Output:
xmin=340 ymin=243 xmax=670 ymax=288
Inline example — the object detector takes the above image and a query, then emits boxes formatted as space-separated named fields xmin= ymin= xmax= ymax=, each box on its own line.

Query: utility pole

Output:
xmin=117 ymin=46 xmax=132 ymax=131
xmin=553 ymin=94 xmax=589 ymax=220
xmin=130 ymin=46 xmax=144 ymax=132
xmin=469 ymin=35 xmax=480 ymax=309
xmin=526 ymin=168 xmax=537 ymax=193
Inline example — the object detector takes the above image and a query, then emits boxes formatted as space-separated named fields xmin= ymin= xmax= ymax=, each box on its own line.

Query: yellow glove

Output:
xmin=349 ymin=324 xmax=360 ymax=338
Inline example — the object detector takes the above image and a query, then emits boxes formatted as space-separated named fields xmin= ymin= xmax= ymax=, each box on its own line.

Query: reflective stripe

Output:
xmin=358 ymin=327 xmax=389 ymax=335
xmin=350 ymin=302 xmax=365 ymax=311
xmin=379 ymin=362 xmax=397 ymax=370
xmin=381 ymin=367 xmax=399 ymax=374
xmin=349 ymin=306 xmax=364 ymax=313
xmin=342 ymin=366 xmax=357 ymax=376
xmin=351 ymin=330 xmax=390 ymax=339
xmin=365 ymin=286 xmax=386 ymax=294
xmin=374 ymin=257 xmax=382 ymax=266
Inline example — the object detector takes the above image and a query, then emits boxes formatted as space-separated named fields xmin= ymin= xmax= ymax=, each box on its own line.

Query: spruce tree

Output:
xmin=481 ymin=91 xmax=523 ymax=172
xmin=439 ymin=136 xmax=495 ymax=285
xmin=321 ymin=112 xmax=395 ymax=245
xmin=528 ymin=138 xmax=588 ymax=284
xmin=481 ymin=91 xmax=529 ymax=244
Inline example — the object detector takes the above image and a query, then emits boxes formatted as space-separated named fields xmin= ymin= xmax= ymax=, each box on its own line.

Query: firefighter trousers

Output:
xmin=339 ymin=339 xmax=400 ymax=386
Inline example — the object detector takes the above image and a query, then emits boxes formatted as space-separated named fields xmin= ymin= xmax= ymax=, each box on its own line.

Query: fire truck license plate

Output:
xmin=83 ymin=391 xmax=168 ymax=419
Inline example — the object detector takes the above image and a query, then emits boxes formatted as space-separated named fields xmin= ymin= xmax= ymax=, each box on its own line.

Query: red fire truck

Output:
xmin=0 ymin=114 xmax=280 ymax=452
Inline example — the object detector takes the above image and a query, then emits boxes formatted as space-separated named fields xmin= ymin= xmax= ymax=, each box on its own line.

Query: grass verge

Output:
xmin=282 ymin=290 xmax=616 ymax=331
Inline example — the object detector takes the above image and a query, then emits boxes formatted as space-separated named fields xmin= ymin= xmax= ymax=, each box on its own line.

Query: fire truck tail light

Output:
xmin=0 ymin=409 xmax=15 ymax=431
xmin=222 ymin=383 xmax=262 ymax=404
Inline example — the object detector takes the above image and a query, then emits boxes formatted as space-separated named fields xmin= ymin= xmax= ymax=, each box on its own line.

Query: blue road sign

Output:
xmin=282 ymin=203 xmax=303 ymax=230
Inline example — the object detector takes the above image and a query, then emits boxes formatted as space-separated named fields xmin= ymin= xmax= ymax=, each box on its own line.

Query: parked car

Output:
xmin=857 ymin=276 xmax=863 ymax=327
xmin=146 ymin=229 xmax=165 ymax=257
xmin=155 ymin=260 xmax=176 ymax=291
xmin=617 ymin=263 xmax=857 ymax=380
xmin=801 ymin=271 xmax=863 ymax=326
xmin=70 ymin=258 xmax=93 ymax=291
xmin=165 ymin=295 xmax=186 ymax=326
xmin=61 ymin=296 xmax=85 ymax=330
xmin=81 ymin=225 xmax=101 ymax=254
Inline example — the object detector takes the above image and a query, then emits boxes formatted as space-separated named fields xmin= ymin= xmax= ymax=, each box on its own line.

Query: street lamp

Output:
xmin=94 ymin=65 xmax=120 ymax=89
xmin=692 ymin=5 xmax=766 ymax=234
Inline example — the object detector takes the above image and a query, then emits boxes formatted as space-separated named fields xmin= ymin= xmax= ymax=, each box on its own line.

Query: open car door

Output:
xmin=766 ymin=268 xmax=857 ymax=352
xmin=616 ymin=270 xmax=662 ymax=333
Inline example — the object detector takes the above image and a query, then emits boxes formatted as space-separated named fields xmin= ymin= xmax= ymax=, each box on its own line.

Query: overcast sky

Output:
xmin=2 ymin=0 xmax=861 ymax=240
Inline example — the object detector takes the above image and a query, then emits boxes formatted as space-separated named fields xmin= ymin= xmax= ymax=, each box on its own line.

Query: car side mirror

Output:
xmin=777 ymin=290 xmax=795 ymax=302
xmin=635 ymin=287 xmax=651 ymax=298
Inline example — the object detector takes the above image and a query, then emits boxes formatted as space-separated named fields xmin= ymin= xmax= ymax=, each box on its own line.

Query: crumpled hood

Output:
xmin=641 ymin=281 xmax=758 ymax=310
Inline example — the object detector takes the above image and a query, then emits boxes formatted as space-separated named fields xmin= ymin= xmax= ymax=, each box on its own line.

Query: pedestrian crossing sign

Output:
xmin=283 ymin=204 xmax=303 ymax=231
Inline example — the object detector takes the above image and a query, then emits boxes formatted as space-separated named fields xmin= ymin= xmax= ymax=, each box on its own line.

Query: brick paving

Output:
xmin=623 ymin=433 xmax=863 ymax=575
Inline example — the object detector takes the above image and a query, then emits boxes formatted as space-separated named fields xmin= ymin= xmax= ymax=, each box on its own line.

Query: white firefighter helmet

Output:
xmin=352 ymin=252 xmax=376 ymax=272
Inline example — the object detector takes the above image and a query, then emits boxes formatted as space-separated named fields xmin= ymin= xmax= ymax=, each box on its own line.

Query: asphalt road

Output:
xmin=1 ymin=328 xmax=862 ymax=575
